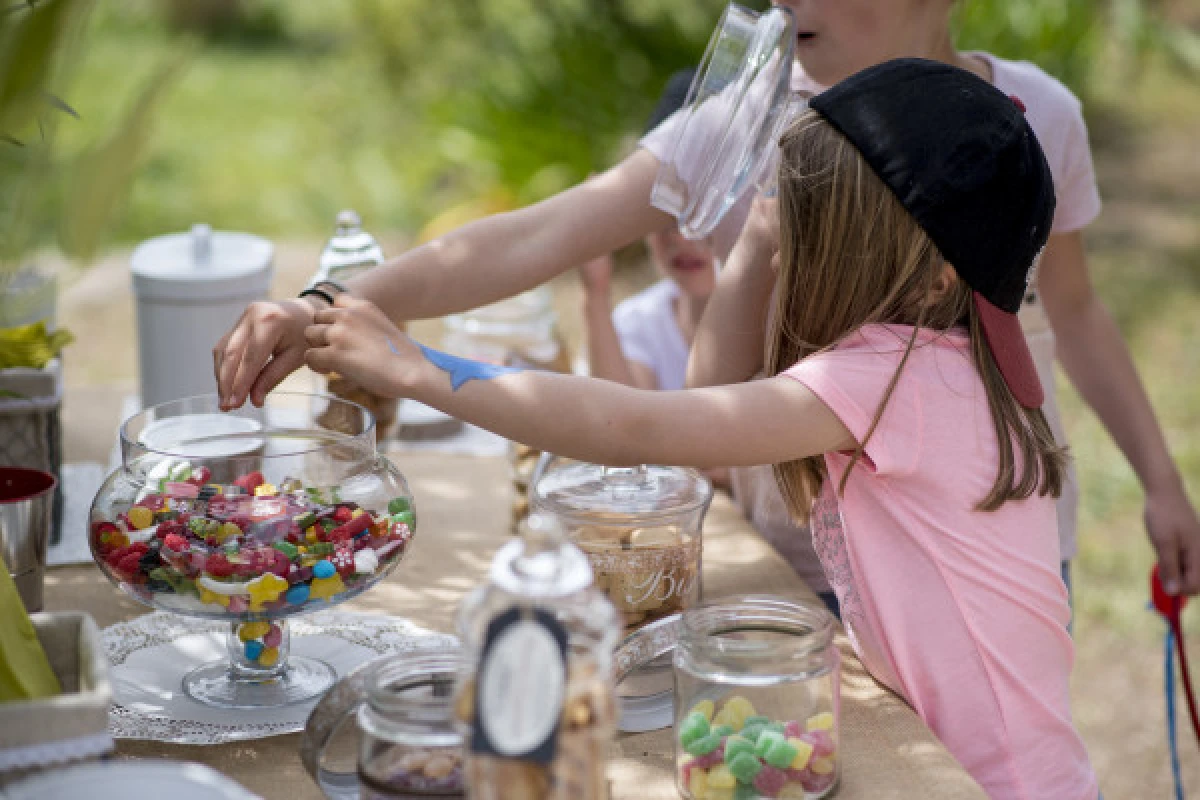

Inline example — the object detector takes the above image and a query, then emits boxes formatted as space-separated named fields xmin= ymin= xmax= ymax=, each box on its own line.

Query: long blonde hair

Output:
xmin=767 ymin=110 xmax=1066 ymax=520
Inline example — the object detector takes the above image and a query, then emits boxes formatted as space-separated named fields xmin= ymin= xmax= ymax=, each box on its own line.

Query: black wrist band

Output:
xmin=299 ymin=287 xmax=334 ymax=306
xmin=313 ymin=279 xmax=349 ymax=296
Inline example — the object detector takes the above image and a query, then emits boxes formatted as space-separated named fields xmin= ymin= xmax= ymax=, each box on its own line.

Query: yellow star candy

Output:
xmin=308 ymin=574 xmax=345 ymax=601
xmin=199 ymin=587 xmax=231 ymax=608
xmin=254 ymin=483 xmax=278 ymax=497
xmin=246 ymin=573 xmax=288 ymax=607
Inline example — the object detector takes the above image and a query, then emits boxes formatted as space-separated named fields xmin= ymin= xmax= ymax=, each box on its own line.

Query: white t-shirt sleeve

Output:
xmin=1049 ymin=93 xmax=1102 ymax=234
xmin=987 ymin=54 xmax=1102 ymax=235
xmin=610 ymin=281 xmax=691 ymax=390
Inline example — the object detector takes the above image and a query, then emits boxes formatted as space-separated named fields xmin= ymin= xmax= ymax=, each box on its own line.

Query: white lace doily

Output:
xmin=104 ymin=611 xmax=457 ymax=745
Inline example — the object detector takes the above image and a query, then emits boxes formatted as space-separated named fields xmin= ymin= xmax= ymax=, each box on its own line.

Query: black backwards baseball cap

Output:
xmin=809 ymin=58 xmax=1055 ymax=409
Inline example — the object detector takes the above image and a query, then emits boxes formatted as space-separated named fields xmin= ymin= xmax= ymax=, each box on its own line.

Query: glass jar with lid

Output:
xmin=442 ymin=286 xmax=572 ymax=534
xmin=674 ymin=595 xmax=840 ymax=800
xmin=454 ymin=512 xmax=620 ymax=800
xmin=531 ymin=463 xmax=712 ymax=632
xmin=309 ymin=210 xmax=400 ymax=439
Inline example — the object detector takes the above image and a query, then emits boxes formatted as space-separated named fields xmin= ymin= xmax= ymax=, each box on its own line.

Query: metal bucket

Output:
xmin=0 ymin=467 xmax=57 ymax=612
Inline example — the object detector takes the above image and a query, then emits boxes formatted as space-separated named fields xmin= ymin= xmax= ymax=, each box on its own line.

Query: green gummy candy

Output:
xmin=723 ymin=735 xmax=755 ymax=765
xmin=734 ymin=785 xmax=758 ymax=800
xmin=392 ymin=510 xmax=416 ymax=527
xmin=764 ymin=738 xmax=800 ymax=769
xmin=712 ymin=724 xmax=735 ymax=738
xmin=740 ymin=722 xmax=767 ymax=742
xmin=679 ymin=711 xmax=710 ymax=747
xmin=743 ymin=715 xmax=771 ymax=728
xmin=727 ymin=752 xmax=762 ymax=784
xmin=293 ymin=511 xmax=317 ymax=529
xmin=309 ymin=542 xmax=335 ymax=555
xmin=387 ymin=497 xmax=412 ymax=515
xmin=273 ymin=541 xmax=299 ymax=559
xmin=754 ymin=730 xmax=785 ymax=758
xmin=766 ymin=721 xmax=786 ymax=735
xmin=685 ymin=732 xmax=723 ymax=756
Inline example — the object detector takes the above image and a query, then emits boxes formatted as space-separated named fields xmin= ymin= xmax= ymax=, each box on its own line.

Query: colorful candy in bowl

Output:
xmin=89 ymin=393 xmax=416 ymax=709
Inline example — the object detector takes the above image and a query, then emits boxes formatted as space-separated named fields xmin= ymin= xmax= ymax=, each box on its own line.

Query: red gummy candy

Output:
xmin=116 ymin=553 xmax=143 ymax=576
xmin=783 ymin=720 xmax=803 ymax=738
xmin=331 ymin=546 xmax=356 ymax=578
xmin=800 ymin=769 xmax=836 ymax=793
xmin=805 ymin=729 xmax=835 ymax=757
xmin=205 ymin=553 xmax=235 ymax=578
xmin=693 ymin=746 xmax=725 ymax=769
xmin=188 ymin=466 xmax=212 ymax=485
xmin=233 ymin=471 xmax=265 ymax=493
xmin=332 ymin=506 xmax=355 ymax=523
xmin=753 ymin=765 xmax=788 ymax=797
xmin=163 ymin=533 xmax=189 ymax=553
xmin=92 ymin=520 xmax=119 ymax=539
xmin=331 ymin=513 xmax=373 ymax=542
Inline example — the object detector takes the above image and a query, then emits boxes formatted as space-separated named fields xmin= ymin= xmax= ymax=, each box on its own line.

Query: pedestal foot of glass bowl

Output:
xmin=182 ymin=619 xmax=337 ymax=709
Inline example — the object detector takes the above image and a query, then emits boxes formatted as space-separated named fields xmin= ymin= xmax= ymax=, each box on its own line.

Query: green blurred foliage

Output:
xmin=954 ymin=0 xmax=1102 ymax=93
xmin=17 ymin=0 xmax=1200 ymax=248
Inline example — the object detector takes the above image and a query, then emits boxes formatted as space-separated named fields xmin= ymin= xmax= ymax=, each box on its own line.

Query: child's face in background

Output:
xmin=771 ymin=0 xmax=955 ymax=87
xmin=647 ymin=226 xmax=716 ymax=300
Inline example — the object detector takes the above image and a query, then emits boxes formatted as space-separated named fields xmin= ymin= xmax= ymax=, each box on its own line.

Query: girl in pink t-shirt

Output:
xmin=305 ymin=60 xmax=1099 ymax=799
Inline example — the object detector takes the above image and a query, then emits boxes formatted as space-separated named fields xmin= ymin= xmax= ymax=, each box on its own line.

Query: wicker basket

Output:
xmin=0 ymin=611 xmax=113 ymax=785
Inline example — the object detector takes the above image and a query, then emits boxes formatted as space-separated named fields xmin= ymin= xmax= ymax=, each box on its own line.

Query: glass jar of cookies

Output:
xmin=454 ymin=512 xmax=620 ymax=800
xmin=531 ymin=463 xmax=712 ymax=632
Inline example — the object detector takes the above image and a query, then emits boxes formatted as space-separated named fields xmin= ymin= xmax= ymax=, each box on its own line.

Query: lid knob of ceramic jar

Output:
xmin=190 ymin=223 xmax=212 ymax=268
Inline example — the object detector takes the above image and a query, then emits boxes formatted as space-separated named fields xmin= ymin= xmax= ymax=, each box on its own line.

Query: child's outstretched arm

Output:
xmin=687 ymin=197 xmax=778 ymax=388
xmin=578 ymin=251 xmax=659 ymax=389
xmin=215 ymin=149 xmax=670 ymax=411
xmin=1041 ymin=231 xmax=1200 ymax=595
xmin=305 ymin=295 xmax=853 ymax=468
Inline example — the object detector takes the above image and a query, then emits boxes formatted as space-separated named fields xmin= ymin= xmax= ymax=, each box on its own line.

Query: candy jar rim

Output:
xmin=120 ymin=391 xmax=378 ymax=464
xmin=679 ymin=594 xmax=835 ymax=667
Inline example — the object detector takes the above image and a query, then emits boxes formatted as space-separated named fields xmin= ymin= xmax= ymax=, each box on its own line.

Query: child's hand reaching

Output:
xmin=304 ymin=295 xmax=420 ymax=399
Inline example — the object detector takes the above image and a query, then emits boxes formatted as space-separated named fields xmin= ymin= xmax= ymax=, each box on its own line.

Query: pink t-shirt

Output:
xmin=786 ymin=324 xmax=1097 ymax=800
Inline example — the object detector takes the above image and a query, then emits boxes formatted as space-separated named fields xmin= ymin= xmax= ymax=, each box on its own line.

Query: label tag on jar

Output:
xmin=471 ymin=607 xmax=568 ymax=763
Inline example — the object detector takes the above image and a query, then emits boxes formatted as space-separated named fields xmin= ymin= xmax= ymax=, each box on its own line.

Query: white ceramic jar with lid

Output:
xmin=130 ymin=224 xmax=273 ymax=407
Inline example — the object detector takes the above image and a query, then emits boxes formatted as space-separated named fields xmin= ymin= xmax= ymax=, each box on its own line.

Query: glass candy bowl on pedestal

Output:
xmin=89 ymin=393 xmax=416 ymax=710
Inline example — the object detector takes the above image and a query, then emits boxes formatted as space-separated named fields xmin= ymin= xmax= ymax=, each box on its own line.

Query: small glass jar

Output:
xmin=674 ymin=596 xmax=840 ymax=800
xmin=357 ymin=648 xmax=466 ymax=797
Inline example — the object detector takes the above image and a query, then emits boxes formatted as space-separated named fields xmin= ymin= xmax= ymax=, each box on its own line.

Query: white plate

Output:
xmin=3 ymin=761 xmax=261 ymax=800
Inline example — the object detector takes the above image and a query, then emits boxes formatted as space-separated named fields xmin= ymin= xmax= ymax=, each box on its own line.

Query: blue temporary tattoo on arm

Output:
xmin=388 ymin=336 xmax=522 ymax=391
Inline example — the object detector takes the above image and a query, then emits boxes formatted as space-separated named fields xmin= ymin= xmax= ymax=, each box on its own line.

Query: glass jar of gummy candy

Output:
xmin=89 ymin=392 xmax=417 ymax=710
xmin=454 ymin=513 xmax=620 ymax=800
xmin=674 ymin=596 xmax=840 ymax=800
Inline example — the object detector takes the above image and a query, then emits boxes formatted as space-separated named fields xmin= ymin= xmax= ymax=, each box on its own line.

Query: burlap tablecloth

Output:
xmin=43 ymin=452 xmax=985 ymax=799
